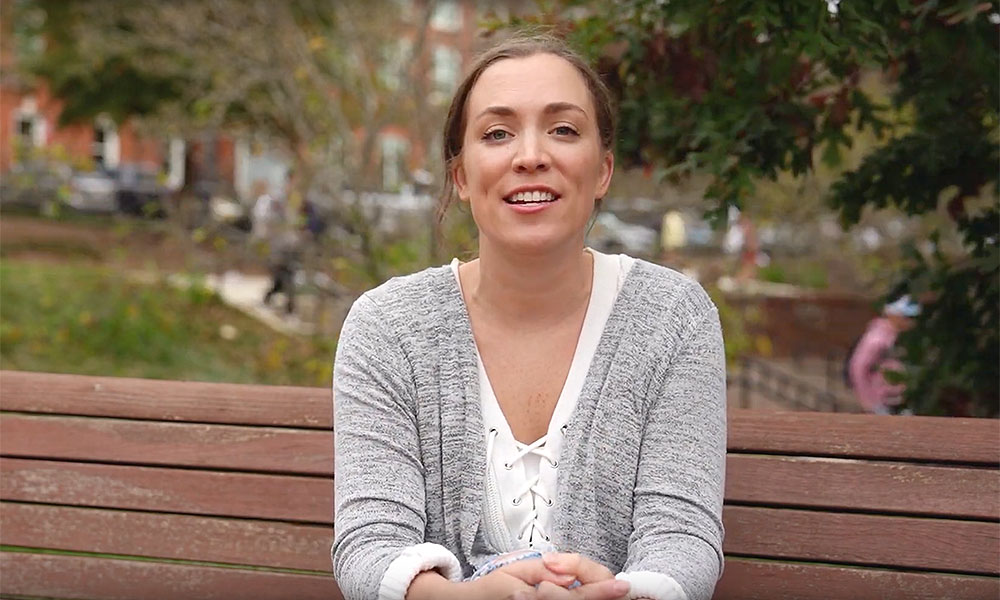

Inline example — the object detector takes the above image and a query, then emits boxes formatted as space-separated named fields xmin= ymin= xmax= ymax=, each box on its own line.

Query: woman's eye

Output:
xmin=484 ymin=129 xmax=509 ymax=141
xmin=553 ymin=125 xmax=578 ymax=136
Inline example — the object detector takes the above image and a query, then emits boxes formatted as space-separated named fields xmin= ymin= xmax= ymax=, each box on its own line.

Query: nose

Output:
xmin=512 ymin=132 xmax=549 ymax=173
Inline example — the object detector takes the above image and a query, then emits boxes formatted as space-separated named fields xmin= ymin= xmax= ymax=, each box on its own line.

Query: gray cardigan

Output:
xmin=332 ymin=259 xmax=727 ymax=600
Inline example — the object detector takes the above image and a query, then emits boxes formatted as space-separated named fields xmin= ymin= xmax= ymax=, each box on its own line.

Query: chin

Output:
xmin=490 ymin=229 xmax=586 ymax=256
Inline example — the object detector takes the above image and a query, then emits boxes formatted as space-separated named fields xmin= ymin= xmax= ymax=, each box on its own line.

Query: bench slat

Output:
xmin=5 ymin=370 xmax=994 ymax=464
xmin=7 ymin=501 xmax=993 ymax=579
xmin=728 ymin=409 xmax=1000 ymax=465
xmin=0 ymin=551 xmax=343 ymax=600
xmin=0 ymin=370 xmax=330 ymax=428
xmin=724 ymin=506 xmax=1000 ymax=575
xmin=727 ymin=454 xmax=1000 ymax=520
xmin=0 ymin=502 xmax=332 ymax=572
xmin=0 ymin=413 xmax=333 ymax=476
xmin=715 ymin=558 xmax=1000 ymax=600
xmin=0 ymin=458 xmax=332 ymax=523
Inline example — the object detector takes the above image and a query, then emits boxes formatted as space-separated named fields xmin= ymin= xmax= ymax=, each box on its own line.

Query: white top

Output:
xmin=381 ymin=250 xmax=686 ymax=600
xmin=451 ymin=249 xmax=633 ymax=552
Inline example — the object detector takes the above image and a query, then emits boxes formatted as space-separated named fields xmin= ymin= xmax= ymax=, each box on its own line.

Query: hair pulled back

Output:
xmin=438 ymin=31 xmax=616 ymax=218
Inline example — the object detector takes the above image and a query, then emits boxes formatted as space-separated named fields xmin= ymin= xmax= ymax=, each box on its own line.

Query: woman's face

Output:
xmin=453 ymin=53 xmax=613 ymax=256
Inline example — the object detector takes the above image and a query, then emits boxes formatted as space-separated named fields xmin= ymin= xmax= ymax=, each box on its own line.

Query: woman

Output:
xmin=333 ymin=33 xmax=726 ymax=600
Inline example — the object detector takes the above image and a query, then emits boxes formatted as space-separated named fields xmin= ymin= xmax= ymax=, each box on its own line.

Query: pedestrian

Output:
xmin=262 ymin=229 xmax=301 ymax=315
xmin=847 ymin=295 xmax=920 ymax=414
xmin=251 ymin=181 xmax=281 ymax=241
xmin=332 ymin=32 xmax=726 ymax=600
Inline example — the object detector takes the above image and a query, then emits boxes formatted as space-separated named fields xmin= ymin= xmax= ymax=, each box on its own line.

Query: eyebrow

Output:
xmin=475 ymin=102 xmax=588 ymax=120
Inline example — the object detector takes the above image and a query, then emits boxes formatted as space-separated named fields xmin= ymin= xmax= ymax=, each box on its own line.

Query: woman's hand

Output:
xmin=471 ymin=556 xmax=631 ymax=600
xmin=406 ymin=561 xmax=571 ymax=600
xmin=513 ymin=553 xmax=630 ymax=600
xmin=541 ymin=553 xmax=615 ymax=584
xmin=469 ymin=558 xmax=576 ymax=599
xmin=520 ymin=579 xmax=632 ymax=600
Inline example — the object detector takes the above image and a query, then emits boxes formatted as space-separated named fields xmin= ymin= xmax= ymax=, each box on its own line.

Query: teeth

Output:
xmin=508 ymin=191 xmax=556 ymax=203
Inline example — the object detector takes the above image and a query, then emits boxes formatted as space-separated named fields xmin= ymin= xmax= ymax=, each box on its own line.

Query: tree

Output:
xmin=530 ymin=0 xmax=997 ymax=415
xmin=17 ymin=0 xmax=444 ymax=285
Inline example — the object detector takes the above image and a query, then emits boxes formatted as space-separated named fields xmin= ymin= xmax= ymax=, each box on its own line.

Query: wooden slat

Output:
xmin=4 ymin=370 xmax=994 ymax=463
xmin=714 ymin=558 xmax=1000 ymax=600
xmin=0 ymin=459 xmax=332 ymax=523
xmin=0 ymin=413 xmax=333 ymax=476
xmin=728 ymin=409 xmax=1000 ymax=465
xmin=0 ymin=502 xmax=332 ymax=572
xmin=726 ymin=454 xmax=1000 ymax=520
xmin=9 ymin=501 xmax=993 ymax=580
xmin=0 ymin=551 xmax=343 ymax=600
xmin=723 ymin=506 xmax=1000 ymax=575
xmin=0 ymin=370 xmax=331 ymax=427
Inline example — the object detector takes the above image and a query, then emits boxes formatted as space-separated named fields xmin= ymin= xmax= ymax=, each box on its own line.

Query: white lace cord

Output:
xmin=511 ymin=436 xmax=557 ymax=544
xmin=486 ymin=428 xmax=559 ymax=545
xmin=486 ymin=428 xmax=500 ymax=468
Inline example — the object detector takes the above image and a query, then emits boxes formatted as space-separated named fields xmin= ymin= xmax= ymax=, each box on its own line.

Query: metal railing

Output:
xmin=730 ymin=355 xmax=847 ymax=412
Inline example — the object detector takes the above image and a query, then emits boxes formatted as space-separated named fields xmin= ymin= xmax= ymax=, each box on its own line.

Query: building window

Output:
xmin=12 ymin=96 xmax=46 ymax=153
xmin=17 ymin=117 xmax=33 ymax=145
xmin=380 ymin=135 xmax=409 ymax=192
xmin=432 ymin=45 xmax=462 ymax=96
xmin=92 ymin=116 xmax=120 ymax=170
xmin=431 ymin=0 xmax=462 ymax=32
xmin=165 ymin=138 xmax=186 ymax=191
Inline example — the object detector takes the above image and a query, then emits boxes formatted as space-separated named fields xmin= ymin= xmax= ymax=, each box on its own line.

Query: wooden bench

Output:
xmin=1 ymin=370 xmax=997 ymax=599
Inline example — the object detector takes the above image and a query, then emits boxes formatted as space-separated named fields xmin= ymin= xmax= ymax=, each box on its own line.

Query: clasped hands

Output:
xmin=470 ymin=552 xmax=651 ymax=600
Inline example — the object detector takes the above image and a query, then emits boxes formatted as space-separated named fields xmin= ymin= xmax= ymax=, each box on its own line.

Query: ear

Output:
xmin=595 ymin=150 xmax=614 ymax=200
xmin=452 ymin=160 xmax=470 ymax=203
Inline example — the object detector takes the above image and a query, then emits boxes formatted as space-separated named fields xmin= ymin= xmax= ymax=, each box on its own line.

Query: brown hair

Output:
xmin=438 ymin=31 xmax=617 ymax=219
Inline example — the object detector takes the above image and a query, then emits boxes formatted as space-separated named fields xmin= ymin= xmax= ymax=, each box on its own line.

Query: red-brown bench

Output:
xmin=1 ymin=370 xmax=997 ymax=599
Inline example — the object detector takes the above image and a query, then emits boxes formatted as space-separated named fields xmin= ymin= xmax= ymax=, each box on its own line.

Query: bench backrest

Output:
xmin=718 ymin=409 xmax=999 ymax=599
xmin=2 ymin=371 xmax=998 ymax=599
xmin=1 ymin=371 xmax=341 ymax=600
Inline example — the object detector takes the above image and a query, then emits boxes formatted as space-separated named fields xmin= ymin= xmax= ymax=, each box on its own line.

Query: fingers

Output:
xmin=542 ymin=552 xmax=614 ymax=584
xmin=533 ymin=579 xmax=631 ymax=600
xmin=534 ymin=581 xmax=572 ymax=599
xmin=499 ymin=558 xmax=577 ymax=588
xmin=572 ymin=579 xmax=630 ymax=600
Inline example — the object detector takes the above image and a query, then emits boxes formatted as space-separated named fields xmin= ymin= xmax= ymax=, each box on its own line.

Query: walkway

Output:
xmin=167 ymin=271 xmax=316 ymax=336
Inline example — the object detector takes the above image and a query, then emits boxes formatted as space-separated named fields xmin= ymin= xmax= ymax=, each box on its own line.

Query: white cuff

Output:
xmin=615 ymin=571 xmax=687 ymax=600
xmin=378 ymin=542 xmax=463 ymax=600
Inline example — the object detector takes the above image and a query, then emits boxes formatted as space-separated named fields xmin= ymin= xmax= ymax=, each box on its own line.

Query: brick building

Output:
xmin=0 ymin=10 xmax=175 ymax=179
xmin=1 ymin=0 xmax=530 ymax=200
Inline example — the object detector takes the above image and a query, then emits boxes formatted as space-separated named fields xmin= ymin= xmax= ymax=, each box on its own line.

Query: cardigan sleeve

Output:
xmin=621 ymin=306 xmax=727 ymax=600
xmin=332 ymin=294 xmax=461 ymax=600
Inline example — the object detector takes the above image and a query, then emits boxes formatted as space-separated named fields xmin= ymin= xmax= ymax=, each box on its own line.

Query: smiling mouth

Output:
xmin=504 ymin=191 xmax=560 ymax=204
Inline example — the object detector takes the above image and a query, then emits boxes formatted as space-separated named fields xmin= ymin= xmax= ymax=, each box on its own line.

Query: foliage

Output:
xmin=0 ymin=142 xmax=74 ymax=216
xmin=757 ymin=260 xmax=829 ymax=289
xmin=16 ymin=0 xmax=447 ymax=287
xmin=706 ymin=286 xmax=758 ymax=365
xmin=535 ymin=0 xmax=999 ymax=415
xmin=16 ymin=1 xmax=187 ymax=126
xmin=0 ymin=260 xmax=335 ymax=386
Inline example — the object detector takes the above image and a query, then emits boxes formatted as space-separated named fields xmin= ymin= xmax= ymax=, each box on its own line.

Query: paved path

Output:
xmin=167 ymin=271 xmax=316 ymax=336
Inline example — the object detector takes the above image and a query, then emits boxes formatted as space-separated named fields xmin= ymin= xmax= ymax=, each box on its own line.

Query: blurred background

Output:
xmin=0 ymin=0 xmax=996 ymax=417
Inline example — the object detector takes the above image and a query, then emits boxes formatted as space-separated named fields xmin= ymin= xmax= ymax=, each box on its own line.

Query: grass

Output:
xmin=758 ymin=259 xmax=830 ymax=289
xmin=0 ymin=259 xmax=335 ymax=387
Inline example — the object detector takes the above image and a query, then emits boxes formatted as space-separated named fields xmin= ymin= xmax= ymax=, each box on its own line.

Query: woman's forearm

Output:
xmin=405 ymin=570 xmax=472 ymax=600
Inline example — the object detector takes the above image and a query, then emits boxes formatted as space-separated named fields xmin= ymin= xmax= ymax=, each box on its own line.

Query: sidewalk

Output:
xmin=167 ymin=270 xmax=316 ymax=336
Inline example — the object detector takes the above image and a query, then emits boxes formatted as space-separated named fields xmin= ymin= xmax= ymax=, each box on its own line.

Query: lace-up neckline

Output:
xmin=449 ymin=250 xmax=633 ymax=552
xmin=485 ymin=428 xmax=559 ymax=545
